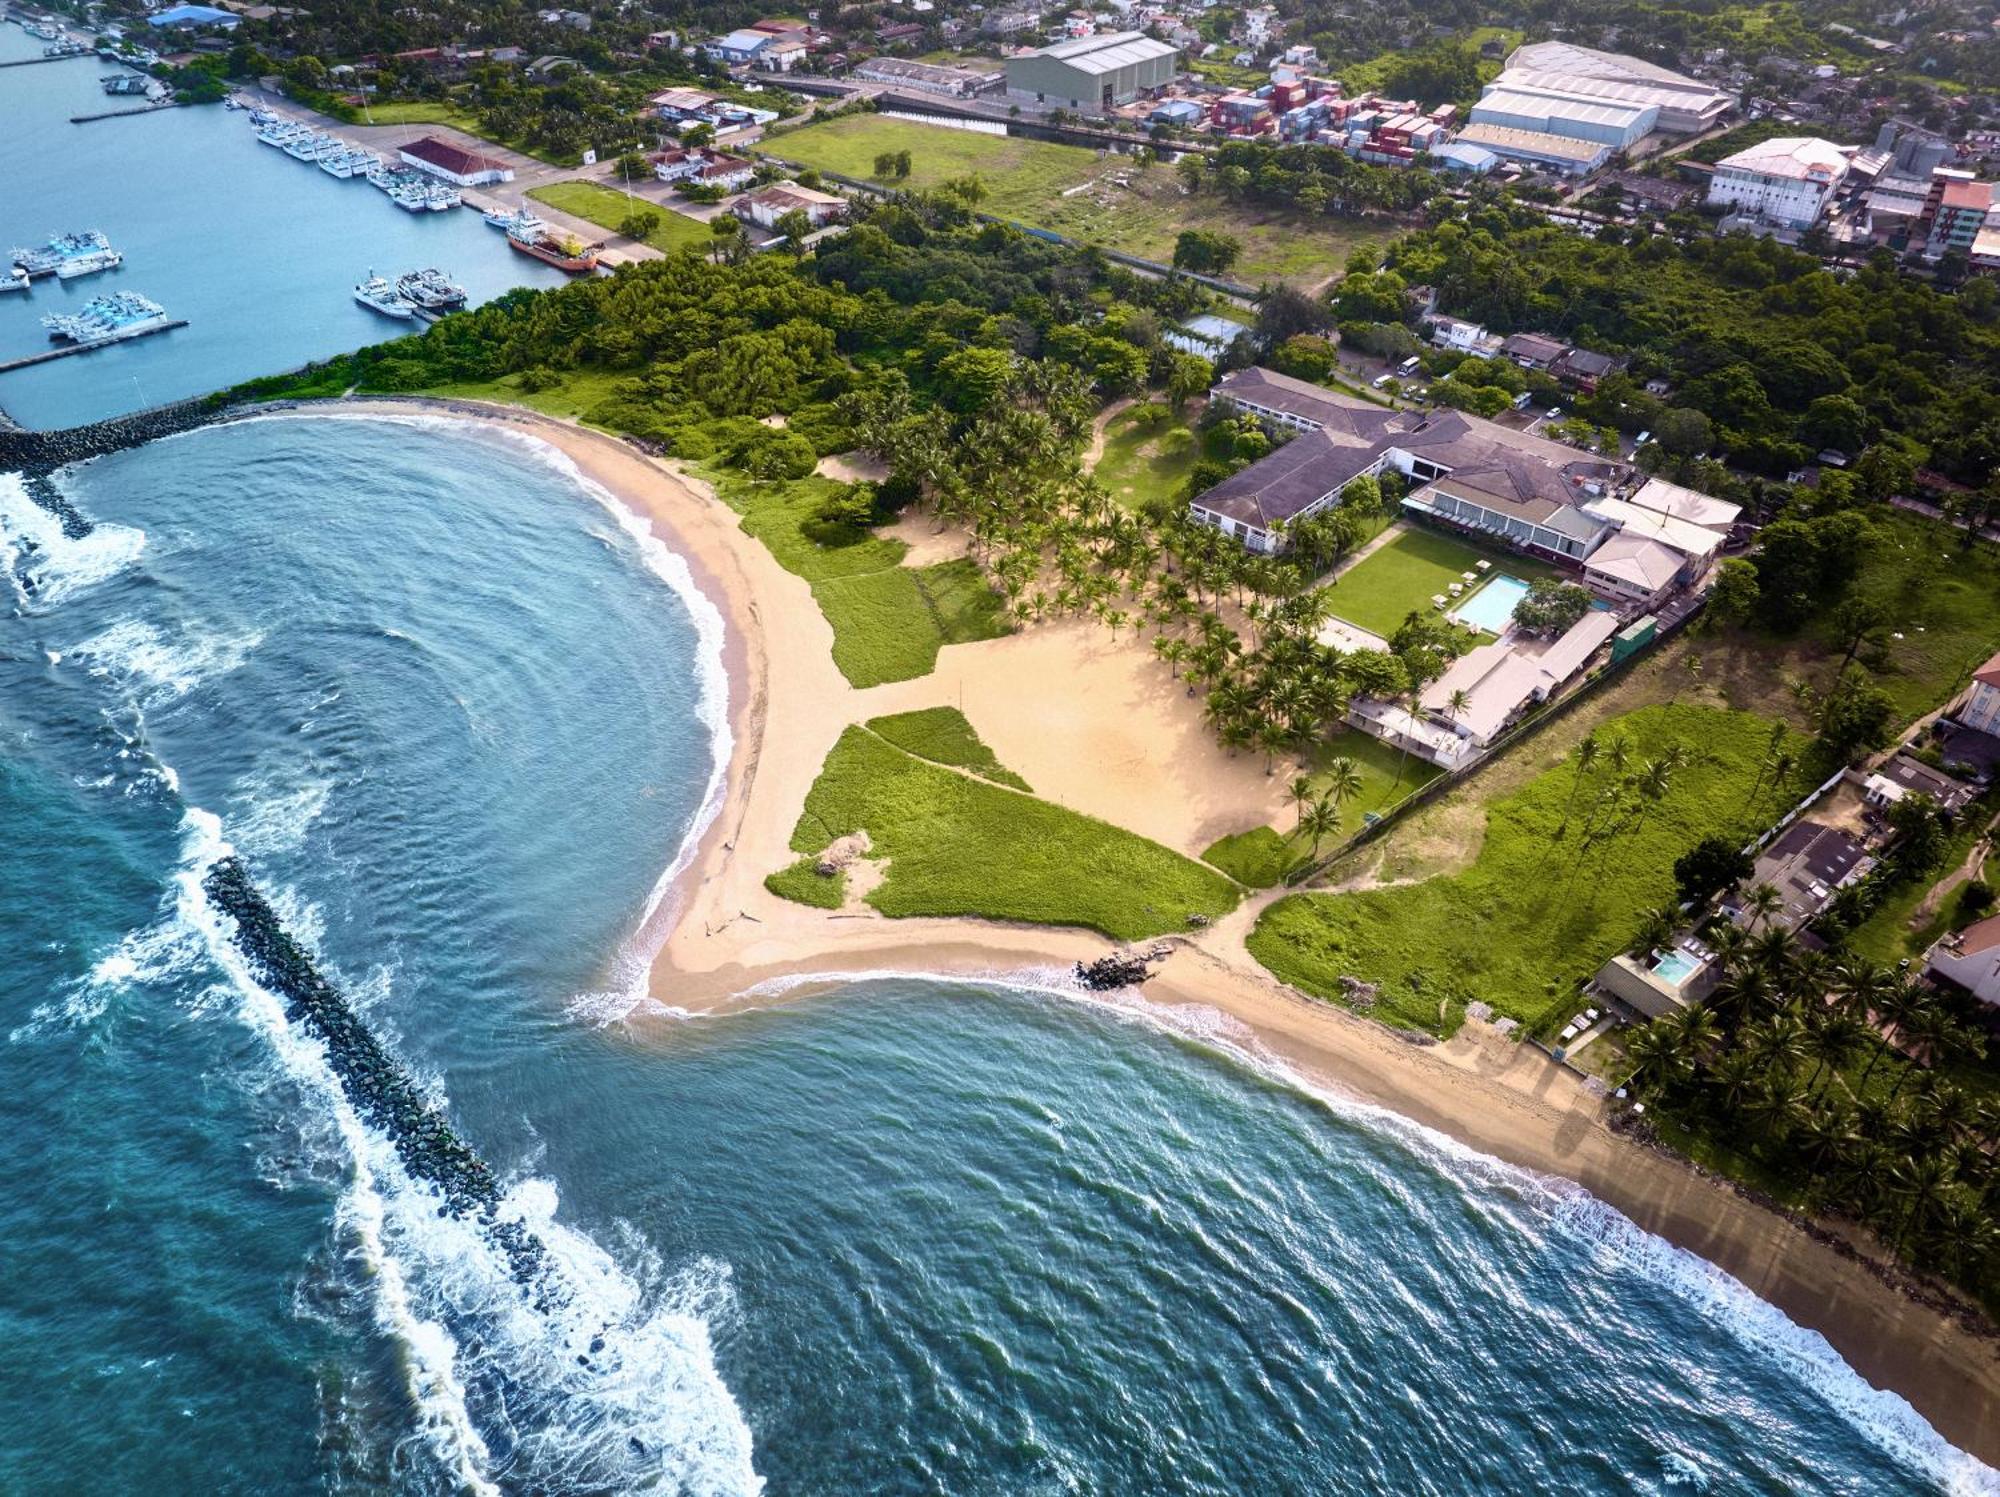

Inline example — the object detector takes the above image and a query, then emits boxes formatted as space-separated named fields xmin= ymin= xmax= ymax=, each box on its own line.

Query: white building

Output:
xmin=1952 ymin=649 xmax=2000 ymax=736
xmin=1928 ymin=913 xmax=2000 ymax=1006
xmin=1706 ymin=136 xmax=1850 ymax=229
xmin=1485 ymin=42 xmax=1735 ymax=136
xmin=397 ymin=136 xmax=514 ymax=186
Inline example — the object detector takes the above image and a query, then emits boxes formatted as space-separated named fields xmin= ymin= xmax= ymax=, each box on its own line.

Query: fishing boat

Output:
xmin=54 ymin=247 xmax=122 ymax=280
xmin=353 ymin=273 xmax=415 ymax=319
xmin=507 ymin=227 xmax=600 ymax=273
xmin=13 ymin=230 xmax=116 ymax=280
xmin=0 ymin=267 xmax=29 ymax=294
xmin=42 ymin=291 xmax=170 ymax=344
xmin=395 ymin=267 xmax=467 ymax=318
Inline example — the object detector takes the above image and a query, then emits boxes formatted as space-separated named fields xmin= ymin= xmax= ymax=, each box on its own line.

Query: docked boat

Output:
xmin=424 ymin=184 xmax=460 ymax=211
xmin=44 ymin=40 xmax=86 ymax=56
xmin=0 ymin=267 xmax=28 ymax=294
xmin=42 ymin=291 xmax=170 ymax=344
xmin=12 ymin=230 xmax=115 ymax=279
xmin=319 ymin=146 xmax=377 ymax=179
xmin=102 ymin=73 xmax=153 ymax=95
xmin=54 ymin=247 xmax=122 ymax=280
xmin=388 ymin=182 xmax=432 ymax=213
xmin=485 ymin=208 xmax=549 ymax=237
xmin=256 ymin=119 xmax=304 ymax=147
xmin=353 ymin=273 xmax=415 ymax=319
xmin=394 ymin=268 xmax=467 ymax=316
xmin=506 ymin=226 xmax=599 ymax=273
xmin=283 ymin=130 xmax=332 ymax=161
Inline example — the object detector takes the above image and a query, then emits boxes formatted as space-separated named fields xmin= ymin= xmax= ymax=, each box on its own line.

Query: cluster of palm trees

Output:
xmin=1624 ymin=928 xmax=1996 ymax=1289
xmin=1289 ymin=759 xmax=1365 ymax=858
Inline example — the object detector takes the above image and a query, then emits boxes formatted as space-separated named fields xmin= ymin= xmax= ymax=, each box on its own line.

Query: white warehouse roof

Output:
xmin=1476 ymin=87 xmax=1655 ymax=132
xmin=1030 ymin=30 xmax=1179 ymax=73
xmin=1506 ymin=41 xmax=1724 ymax=99
xmin=1715 ymin=135 xmax=1850 ymax=181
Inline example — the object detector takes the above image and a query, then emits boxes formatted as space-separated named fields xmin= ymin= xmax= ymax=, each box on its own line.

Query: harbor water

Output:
xmin=0 ymin=413 xmax=1993 ymax=1493
xmin=0 ymin=24 xmax=572 ymax=430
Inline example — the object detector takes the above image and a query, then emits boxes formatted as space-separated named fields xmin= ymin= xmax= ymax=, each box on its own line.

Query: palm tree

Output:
xmin=1299 ymin=796 xmax=1342 ymax=857
xmin=1287 ymin=775 xmax=1316 ymax=831
xmin=1624 ymin=1020 xmax=1695 ymax=1095
xmin=1627 ymin=906 xmax=1678 ymax=959
xmin=1559 ymin=734 xmax=1601 ymax=833
xmin=1710 ymin=1049 xmax=1763 ymax=1116
xmin=1741 ymin=880 xmax=1783 ymax=932
xmin=1804 ymin=1013 xmax=1867 ymax=1097
xmin=1322 ymin=756 xmax=1364 ymax=815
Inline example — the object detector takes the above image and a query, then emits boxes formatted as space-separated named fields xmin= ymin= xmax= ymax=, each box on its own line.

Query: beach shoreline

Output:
xmin=317 ymin=394 xmax=2000 ymax=1467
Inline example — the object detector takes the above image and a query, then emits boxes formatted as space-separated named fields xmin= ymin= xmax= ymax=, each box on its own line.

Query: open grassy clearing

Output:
xmin=1090 ymin=408 xmax=1198 ymax=509
xmin=360 ymin=97 xmax=573 ymax=164
xmin=1305 ymin=726 xmax=1443 ymax=820
xmin=526 ymin=182 xmax=714 ymax=253
xmin=766 ymin=114 xmax=1386 ymax=283
xmin=1326 ymin=524 xmax=1559 ymax=638
xmin=775 ymin=723 xmax=1241 ymax=938
xmin=414 ymin=368 xmax=635 ymax=422
xmin=865 ymin=707 xmax=1030 ymax=790
xmin=708 ymin=469 xmax=1011 ymax=687
xmin=1203 ymin=826 xmax=1305 ymax=888
xmin=1250 ymin=704 xmax=1799 ymax=1034
xmin=1842 ymin=809 xmax=1992 ymax=965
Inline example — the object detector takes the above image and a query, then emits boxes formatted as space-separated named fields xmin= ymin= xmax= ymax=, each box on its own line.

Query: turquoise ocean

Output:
xmin=2 ymin=24 xmax=1998 ymax=1495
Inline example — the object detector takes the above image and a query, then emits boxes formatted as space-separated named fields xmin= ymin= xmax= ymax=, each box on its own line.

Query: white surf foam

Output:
xmin=71 ymin=617 xmax=262 ymax=708
xmin=728 ymin=964 xmax=1998 ymax=1491
xmin=173 ymin=807 xmax=763 ymax=1496
xmin=0 ymin=471 xmax=147 ymax=606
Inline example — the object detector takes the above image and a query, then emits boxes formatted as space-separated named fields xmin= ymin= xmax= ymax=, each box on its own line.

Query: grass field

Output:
xmin=417 ymin=369 xmax=634 ymax=422
xmin=765 ymin=114 xmax=1386 ymax=284
xmin=1202 ymin=826 xmax=1306 ymax=888
xmin=1841 ymin=810 xmax=1990 ymax=965
xmin=1250 ymin=704 xmax=1795 ymax=1034
xmin=1305 ymin=726 xmax=1442 ymax=820
xmin=360 ymin=98 xmax=571 ymax=165
xmin=711 ymin=470 xmax=1011 ymax=687
xmin=1327 ymin=525 xmax=1558 ymax=638
xmin=777 ymin=722 xmax=1241 ymax=938
xmin=1091 ymin=409 xmax=1198 ymax=509
xmin=865 ymin=707 xmax=1030 ymax=790
xmin=526 ymin=183 xmax=713 ymax=253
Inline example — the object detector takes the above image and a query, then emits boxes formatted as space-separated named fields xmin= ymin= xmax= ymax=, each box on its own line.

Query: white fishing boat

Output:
xmin=353 ymin=273 xmax=416 ymax=319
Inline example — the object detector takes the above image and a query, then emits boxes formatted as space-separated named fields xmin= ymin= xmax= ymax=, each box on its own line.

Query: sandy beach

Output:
xmin=332 ymin=395 xmax=2000 ymax=1466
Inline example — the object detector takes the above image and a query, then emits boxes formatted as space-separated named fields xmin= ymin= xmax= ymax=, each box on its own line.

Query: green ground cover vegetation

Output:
xmin=1327 ymin=525 xmax=1558 ymax=638
xmin=1202 ymin=826 xmax=1306 ymax=888
xmin=764 ymin=856 xmax=846 ymax=908
xmin=526 ymin=183 xmax=714 ymax=253
xmin=778 ymin=724 xmax=1239 ymax=939
xmin=1091 ymin=406 xmax=1199 ymax=510
xmin=1250 ymin=705 xmax=1797 ymax=1034
xmin=865 ymin=707 xmax=1030 ymax=790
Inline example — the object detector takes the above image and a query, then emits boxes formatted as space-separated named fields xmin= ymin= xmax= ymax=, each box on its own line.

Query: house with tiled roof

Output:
xmin=1950 ymin=647 xmax=2000 ymax=738
xmin=1927 ymin=912 xmax=2000 ymax=1005
xmin=398 ymin=136 xmax=513 ymax=185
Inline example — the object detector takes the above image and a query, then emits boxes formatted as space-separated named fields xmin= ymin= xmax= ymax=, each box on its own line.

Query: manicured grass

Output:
xmin=1091 ymin=408 xmax=1199 ymax=510
xmin=866 ymin=707 xmax=1030 ymax=790
xmin=711 ymin=471 xmax=1010 ymax=687
xmin=765 ymin=856 xmax=845 ymax=908
xmin=526 ymin=182 xmax=713 ymax=253
xmin=1304 ymin=727 xmax=1442 ymax=822
xmin=779 ymin=725 xmax=1241 ymax=939
xmin=1327 ymin=525 xmax=1558 ymax=639
xmin=1250 ymin=704 xmax=1795 ymax=1034
xmin=1202 ymin=826 xmax=1304 ymax=888
xmin=416 ymin=368 xmax=635 ymax=423
xmin=766 ymin=114 xmax=1385 ymax=284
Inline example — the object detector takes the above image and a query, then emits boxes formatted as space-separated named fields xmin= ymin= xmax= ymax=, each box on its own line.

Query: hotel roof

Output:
xmin=1584 ymin=532 xmax=1684 ymax=591
xmin=1628 ymin=476 xmax=1741 ymax=531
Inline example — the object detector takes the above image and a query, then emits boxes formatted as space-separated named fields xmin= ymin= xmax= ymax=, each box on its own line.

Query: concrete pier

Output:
xmin=0 ymin=319 xmax=188 ymax=374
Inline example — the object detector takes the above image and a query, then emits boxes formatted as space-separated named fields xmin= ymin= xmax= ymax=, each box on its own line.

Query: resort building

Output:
xmin=1418 ymin=608 xmax=1619 ymax=748
xmin=1705 ymin=137 xmax=1850 ymax=230
xmin=1593 ymin=941 xmax=1720 ymax=1020
xmin=1200 ymin=368 xmax=1735 ymax=582
xmin=1004 ymin=32 xmax=1181 ymax=113
xmin=398 ymin=137 xmax=513 ymax=186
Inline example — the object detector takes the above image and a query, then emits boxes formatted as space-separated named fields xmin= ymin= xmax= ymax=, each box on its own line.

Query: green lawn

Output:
xmin=1202 ymin=826 xmax=1306 ymax=888
xmin=1304 ymin=725 xmax=1442 ymax=822
xmin=526 ymin=182 xmax=713 ymax=253
xmin=1091 ymin=408 xmax=1198 ymax=510
xmin=1249 ymin=704 xmax=1794 ymax=1034
xmin=776 ymin=723 xmax=1241 ymax=939
xmin=766 ymin=114 xmax=1385 ymax=284
xmin=710 ymin=470 xmax=1011 ymax=687
xmin=866 ymin=707 xmax=1030 ymax=790
xmin=1841 ymin=811 xmax=1990 ymax=965
xmin=360 ymin=98 xmax=571 ymax=165
xmin=1328 ymin=525 xmax=1558 ymax=639
xmin=413 ymin=368 xmax=636 ymax=423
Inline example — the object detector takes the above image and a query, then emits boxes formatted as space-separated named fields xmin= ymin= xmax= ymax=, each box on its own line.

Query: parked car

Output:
xmin=1634 ymin=430 xmax=1651 ymax=446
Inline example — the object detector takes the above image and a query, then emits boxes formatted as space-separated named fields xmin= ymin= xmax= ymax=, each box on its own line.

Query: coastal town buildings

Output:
xmin=733 ymin=182 xmax=847 ymax=230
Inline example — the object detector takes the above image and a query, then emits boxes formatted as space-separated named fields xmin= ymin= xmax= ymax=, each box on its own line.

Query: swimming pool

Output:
xmin=1651 ymin=948 xmax=1702 ymax=986
xmin=1452 ymin=573 xmax=1530 ymax=633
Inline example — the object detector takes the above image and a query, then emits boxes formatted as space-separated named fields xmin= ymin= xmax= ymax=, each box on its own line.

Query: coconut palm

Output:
xmin=1299 ymin=796 xmax=1342 ymax=857
xmin=1559 ymin=734 xmax=1600 ymax=833
xmin=1741 ymin=881 xmax=1783 ymax=932
xmin=1286 ymin=775 xmax=1316 ymax=830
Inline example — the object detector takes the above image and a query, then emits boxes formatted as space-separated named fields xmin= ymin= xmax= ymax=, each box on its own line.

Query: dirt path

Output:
xmin=1083 ymin=395 xmax=1139 ymax=470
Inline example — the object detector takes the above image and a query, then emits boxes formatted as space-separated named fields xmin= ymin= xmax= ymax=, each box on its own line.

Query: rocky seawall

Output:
xmin=202 ymin=856 xmax=556 ymax=1304
xmin=0 ymin=392 xmax=236 ymax=477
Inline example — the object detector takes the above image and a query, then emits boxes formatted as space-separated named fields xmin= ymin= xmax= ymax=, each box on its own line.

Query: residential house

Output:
xmin=1862 ymin=753 xmax=1977 ymax=816
xmin=1728 ymin=820 xmax=1872 ymax=932
xmin=651 ymin=146 xmax=755 ymax=190
xmin=706 ymin=28 xmax=776 ymax=66
xmin=1419 ymin=608 xmax=1619 ymax=748
xmin=1926 ymin=913 xmax=2000 ymax=1006
xmin=733 ymin=182 xmax=847 ymax=230
xmin=1429 ymin=316 xmax=1495 ymax=353
xmin=1950 ymin=648 xmax=2000 ymax=737
xmin=1553 ymin=346 xmax=1619 ymax=392
xmin=1501 ymin=331 xmax=1568 ymax=370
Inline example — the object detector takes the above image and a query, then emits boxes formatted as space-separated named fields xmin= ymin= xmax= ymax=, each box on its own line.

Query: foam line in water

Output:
xmin=244 ymin=409 xmax=735 ymax=1015
xmin=175 ymin=808 xmax=764 ymax=1494
xmin=0 ymin=469 xmax=145 ymax=605
xmin=726 ymin=964 xmax=1999 ymax=1492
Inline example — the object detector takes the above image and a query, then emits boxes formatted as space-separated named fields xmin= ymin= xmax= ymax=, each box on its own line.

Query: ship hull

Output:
xmin=507 ymin=236 xmax=598 ymax=273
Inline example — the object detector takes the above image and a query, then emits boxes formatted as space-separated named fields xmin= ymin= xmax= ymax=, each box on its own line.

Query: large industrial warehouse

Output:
xmin=1004 ymin=32 xmax=1180 ymax=114
xmin=1466 ymin=42 xmax=1736 ymax=170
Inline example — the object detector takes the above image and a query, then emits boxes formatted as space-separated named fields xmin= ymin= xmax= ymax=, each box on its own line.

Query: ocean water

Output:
xmin=0 ymin=412 xmax=1992 ymax=1494
xmin=0 ymin=22 xmax=573 ymax=430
